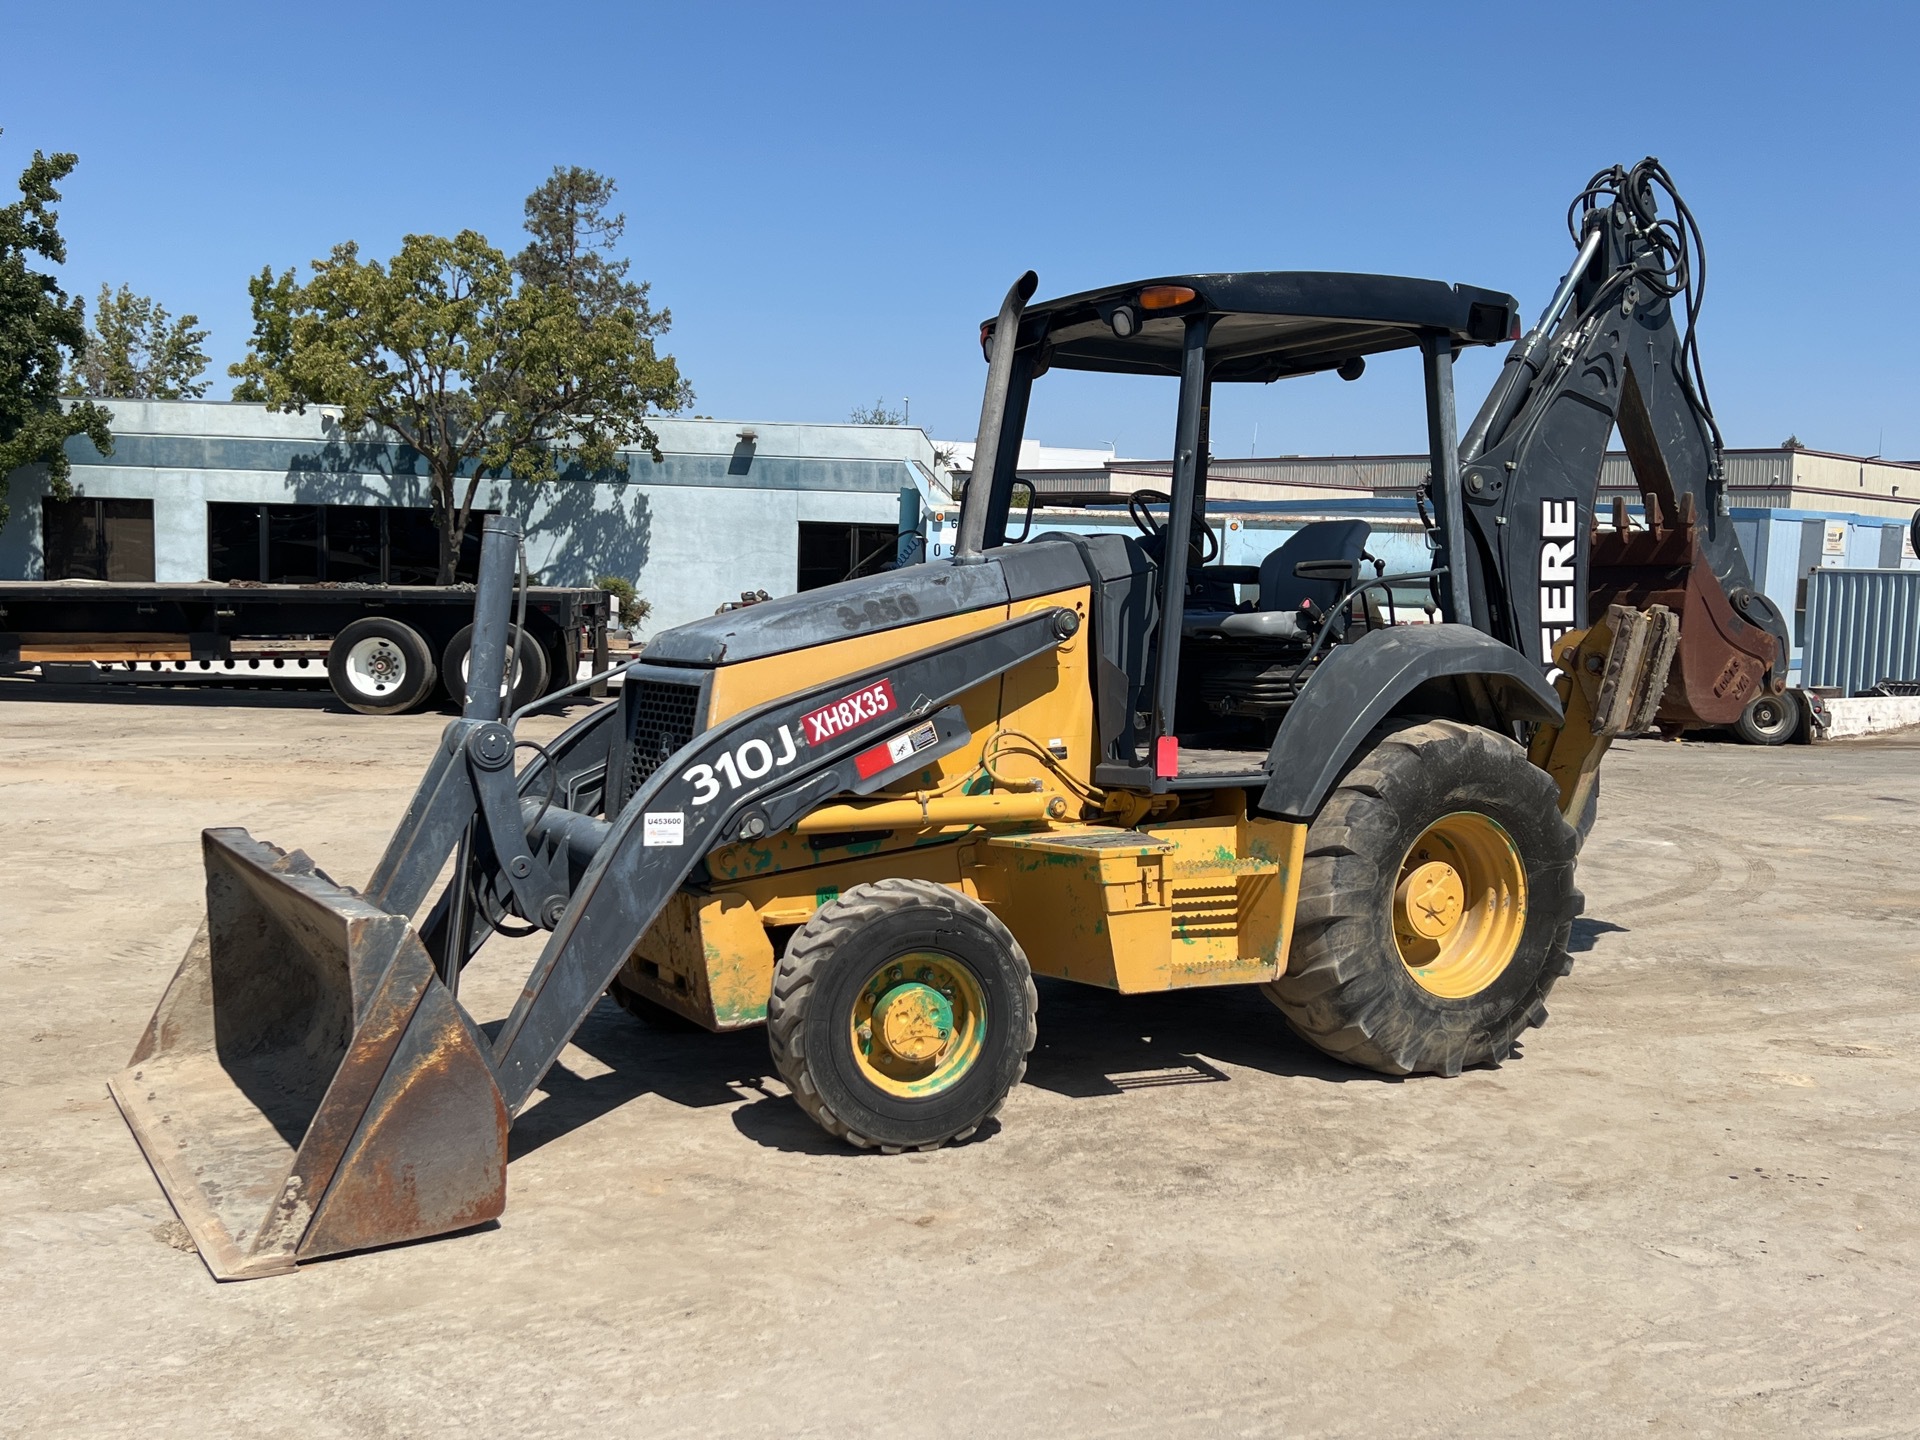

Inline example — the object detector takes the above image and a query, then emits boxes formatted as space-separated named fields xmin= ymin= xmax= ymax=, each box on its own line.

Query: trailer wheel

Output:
xmin=1265 ymin=719 xmax=1579 ymax=1077
xmin=768 ymin=878 xmax=1036 ymax=1152
xmin=1733 ymin=691 xmax=1799 ymax=745
xmin=326 ymin=618 xmax=439 ymax=715
xmin=441 ymin=623 xmax=551 ymax=712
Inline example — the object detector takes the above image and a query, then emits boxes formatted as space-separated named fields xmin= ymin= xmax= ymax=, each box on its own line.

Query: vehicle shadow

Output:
xmin=0 ymin=675 xmax=339 ymax=710
xmin=506 ymin=975 xmax=1412 ymax=1162
xmin=1019 ymin=979 xmax=1394 ymax=1098
xmin=1571 ymin=916 xmax=1629 ymax=952
xmin=504 ymin=1003 xmax=777 ymax=1162
xmin=0 ymin=674 xmax=610 ymax=721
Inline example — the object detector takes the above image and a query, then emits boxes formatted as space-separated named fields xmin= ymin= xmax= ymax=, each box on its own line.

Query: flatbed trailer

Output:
xmin=0 ymin=580 xmax=612 ymax=715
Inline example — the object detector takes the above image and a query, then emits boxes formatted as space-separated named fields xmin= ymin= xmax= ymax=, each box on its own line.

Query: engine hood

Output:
xmin=641 ymin=545 xmax=1090 ymax=666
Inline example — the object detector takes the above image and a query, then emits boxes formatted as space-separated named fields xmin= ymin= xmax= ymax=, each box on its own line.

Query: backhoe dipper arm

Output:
xmin=1451 ymin=159 xmax=1787 ymax=727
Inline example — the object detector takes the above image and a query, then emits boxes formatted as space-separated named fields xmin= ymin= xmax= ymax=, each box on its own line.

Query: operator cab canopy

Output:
xmin=984 ymin=272 xmax=1519 ymax=381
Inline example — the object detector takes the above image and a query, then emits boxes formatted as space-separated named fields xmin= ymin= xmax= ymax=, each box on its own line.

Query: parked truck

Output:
xmin=0 ymin=578 xmax=612 ymax=714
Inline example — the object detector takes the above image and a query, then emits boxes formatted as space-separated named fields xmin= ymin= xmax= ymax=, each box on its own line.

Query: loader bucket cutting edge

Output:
xmin=110 ymin=828 xmax=507 ymax=1280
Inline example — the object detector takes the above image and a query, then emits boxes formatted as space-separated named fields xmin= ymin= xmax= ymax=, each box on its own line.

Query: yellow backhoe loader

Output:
xmin=113 ymin=160 xmax=1787 ymax=1278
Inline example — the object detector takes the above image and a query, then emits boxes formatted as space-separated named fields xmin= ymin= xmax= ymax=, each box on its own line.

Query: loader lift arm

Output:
xmin=111 ymin=515 xmax=1079 ymax=1278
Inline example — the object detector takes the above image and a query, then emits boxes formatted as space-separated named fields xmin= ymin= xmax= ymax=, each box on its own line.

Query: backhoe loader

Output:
xmin=113 ymin=159 xmax=1787 ymax=1278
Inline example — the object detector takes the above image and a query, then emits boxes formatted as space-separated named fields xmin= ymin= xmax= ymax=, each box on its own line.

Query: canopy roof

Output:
xmin=987 ymin=272 xmax=1520 ymax=383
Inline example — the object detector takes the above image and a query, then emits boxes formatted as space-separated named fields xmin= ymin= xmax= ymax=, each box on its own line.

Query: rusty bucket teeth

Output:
xmin=110 ymin=828 xmax=507 ymax=1281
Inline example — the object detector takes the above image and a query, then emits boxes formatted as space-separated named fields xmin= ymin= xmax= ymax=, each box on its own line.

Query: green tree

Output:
xmin=595 ymin=573 xmax=650 ymax=629
xmin=67 ymin=283 xmax=210 ymax=399
xmin=231 ymin=214 xmax=689 ymax=583
xmin=0 ymin=132 xmax=111 ymax=527
xmin=518 ymin=167 xmax=679 ymax=334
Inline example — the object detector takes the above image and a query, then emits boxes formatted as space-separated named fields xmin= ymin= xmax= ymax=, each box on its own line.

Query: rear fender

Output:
xmin=1257 ymin=624 xmax=1563 ymax=820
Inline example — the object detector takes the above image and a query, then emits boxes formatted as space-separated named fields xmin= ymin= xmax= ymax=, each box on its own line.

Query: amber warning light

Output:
xmin=1138 ymin=285 xmax=1198 ymax=310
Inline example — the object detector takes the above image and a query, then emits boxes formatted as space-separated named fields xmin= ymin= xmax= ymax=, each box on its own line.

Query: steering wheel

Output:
xmin=1127 ymin=489 xmax=1219 ymax=564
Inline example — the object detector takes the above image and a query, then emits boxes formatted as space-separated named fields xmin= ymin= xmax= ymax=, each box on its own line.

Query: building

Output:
xmin=5 ymin=402 xmax=1910 ymax=684
xmin=0 ymin=401 xmax=950 ymax=632
xmin=949 ymin=442 xmax=1920 ymax=519
xmin=939 ymin=440 xmax=1919 ymax=683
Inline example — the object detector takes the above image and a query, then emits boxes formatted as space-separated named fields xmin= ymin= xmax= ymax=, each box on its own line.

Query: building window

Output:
xmin=206 ymin=503 xmax=486 ymax=584
xmin=797 ymin=521 xmax=900 ymax=591
xmin=41 ymin=497 xmax=156 ymax=581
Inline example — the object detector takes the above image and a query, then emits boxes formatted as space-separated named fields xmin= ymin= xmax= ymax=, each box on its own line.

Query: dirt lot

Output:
xmin=1 ymin=678 xmax=1916 ymax=1438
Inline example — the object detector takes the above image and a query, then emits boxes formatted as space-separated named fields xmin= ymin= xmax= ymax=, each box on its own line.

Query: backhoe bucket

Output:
xmin=110 ymin=828 xmax=507 ymax=1280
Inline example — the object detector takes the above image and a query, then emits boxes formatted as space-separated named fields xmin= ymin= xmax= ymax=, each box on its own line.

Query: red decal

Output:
xmin=853 ymin=742 xmax=894 ymax=779
xmin=1154 ymin=736 xmax=1179 ymax=778
xmin=800 ymin=678 xmax=897 ymax=746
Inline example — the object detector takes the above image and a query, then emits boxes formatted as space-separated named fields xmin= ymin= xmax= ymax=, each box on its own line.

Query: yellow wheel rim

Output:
xmin=1392 ymin=811 xmax=1528 ymax=999
xmin=849 ymin=952 xmax=988 ymax=1098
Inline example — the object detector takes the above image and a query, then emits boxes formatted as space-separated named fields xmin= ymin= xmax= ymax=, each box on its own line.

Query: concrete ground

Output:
xmin=1 ymin=678 xmax=1916 ymax=1438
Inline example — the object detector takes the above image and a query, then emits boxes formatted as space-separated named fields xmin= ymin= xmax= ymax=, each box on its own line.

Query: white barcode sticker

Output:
xmin=643 ymin=812 xmax=685 ymax=847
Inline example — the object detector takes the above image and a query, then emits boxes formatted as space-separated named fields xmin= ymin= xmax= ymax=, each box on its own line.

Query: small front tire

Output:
xmin=768 ymin=878 xmax=1036 ymax=1151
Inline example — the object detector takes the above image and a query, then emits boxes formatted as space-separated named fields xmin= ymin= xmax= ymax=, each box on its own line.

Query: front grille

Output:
xmin=618 ymin=677 xmax=702 ymax=808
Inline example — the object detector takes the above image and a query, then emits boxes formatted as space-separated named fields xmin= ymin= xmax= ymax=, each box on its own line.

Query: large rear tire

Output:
xmin=1265 ymin=719 xmax=1579 ymax=1077
xmin=768 ymin=878 xmax=1036 ymax=1152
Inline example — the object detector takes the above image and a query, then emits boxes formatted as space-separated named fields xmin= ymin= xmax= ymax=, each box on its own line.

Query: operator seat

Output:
xmin=1185 ymin=519 xmax=1373 ymax=642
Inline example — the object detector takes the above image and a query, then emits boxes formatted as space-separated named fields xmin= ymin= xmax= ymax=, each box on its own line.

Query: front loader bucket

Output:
xmin=110 ymin=828 xmax=507 ymax=1280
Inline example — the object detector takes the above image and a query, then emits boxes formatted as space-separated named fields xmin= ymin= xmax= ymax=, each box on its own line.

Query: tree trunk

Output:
xmin=434 ymin=471 xmax=464 ymax=586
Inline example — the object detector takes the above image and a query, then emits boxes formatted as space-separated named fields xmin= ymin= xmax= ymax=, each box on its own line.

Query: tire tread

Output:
xmin=1264 ymin=719 xmax=1578 ymax=1076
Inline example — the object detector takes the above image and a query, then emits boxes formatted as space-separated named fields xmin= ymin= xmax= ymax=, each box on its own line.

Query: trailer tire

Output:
xmin=1733 ymin=690 xmax=1799 ymax=745
xmin=441 ymin=623 xmax=551 ymax=712
xmin=326 ymin=618 xmax=440 ymax=715
xmin=768 ymin=878 xmax=1036 ymax=1152
xmin=1264 ymin=718 xmax=1579 ymax=1077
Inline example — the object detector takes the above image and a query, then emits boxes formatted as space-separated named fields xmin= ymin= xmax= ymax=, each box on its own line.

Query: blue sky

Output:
xmin=6 ymin=1 xmax=1915 ymax=459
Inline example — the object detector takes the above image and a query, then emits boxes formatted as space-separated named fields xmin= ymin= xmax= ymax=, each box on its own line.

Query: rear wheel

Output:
xmin=1733 ymin=690 xmax=1799 ymax=745
xmin=326 ymin=618 xmax=438 ymax=715
xmin=441 ymin=623 xmax=551 ymax=712
xmin=1265 ymin=719 xmax=1579 ymax=1076
xmin=768 ymin=878 xmax=1036 ymax=1151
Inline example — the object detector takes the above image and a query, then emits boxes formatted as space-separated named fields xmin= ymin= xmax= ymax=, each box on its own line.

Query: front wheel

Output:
xmin=768 ymin=878 xmax=1036 ymax=1152
xmin=1266 ymin=719 xmax=1580 ymax=1076
xmin=1733 ymin=690 xmax=1799 ymax=745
